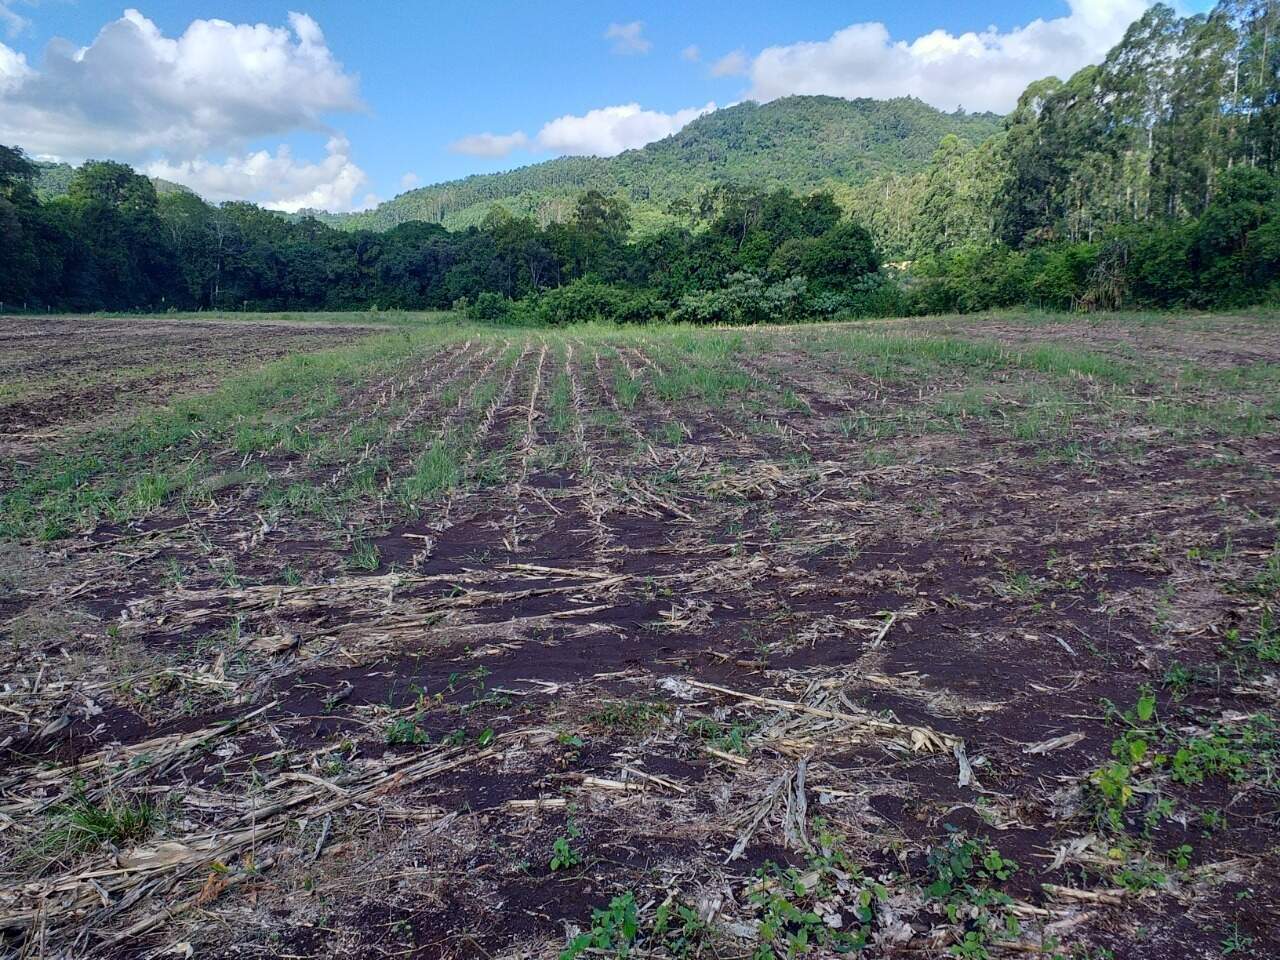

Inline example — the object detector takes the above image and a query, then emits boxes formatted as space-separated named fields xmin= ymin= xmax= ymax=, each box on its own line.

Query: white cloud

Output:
xmin=681 ymin=44 xmax=700 ymax=62
xmin=745 ymin=0 xmax=1151 ymax=113
xmin=0 ymin=9 xmax=362 ymax=159
xmin=399 ymin=171 xmax=420 ymax=190
xmin=0 ymin=9 xmax=367 ymax=210
xmin=0 ymin=2 xmax=30 ymax=38
xmin=146 ymin=135 xmax=370 ymax=213
xmin=449 ymin=130 xmax=531 ymax=157
xmin=452 ymin=100 xmax=716 ymax=160
xmin=0 ymin=37 xmax=28 ymax=92
xmin=536 ymin=101 xmax=715 ymax=157
xmin=604 ymin=21 xmax=651 ymax=55
xmin=711 ymin=50 xmax=747 ymax=77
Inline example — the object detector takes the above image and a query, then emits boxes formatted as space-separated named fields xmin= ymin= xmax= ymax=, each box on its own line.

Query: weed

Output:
xmin=656 ymin=420 xmax=685 ymax=446
xmin=346 ymin=539 xmax=381 ymax=571
xmin=1170 ymin=717 xmax=1275 ymax=786
xmin=1090 ymin=692 xmax=1159 ymax=831
xmin=1161 ymin=661 xmax=1195 ymax=699
xmin=561 ymin=893 xmax=638 ymax=959
xmin=441 ymin=728 xmax=467 ymax=747
xmin=686 ymin=717 xmax=757 ymax=756
xmin=400 ymin=439 xmax=461 ymax=504
xmin=748 ymin=823 xmax=883 ymax=958
xmin=549 ymin=835 xmax=582 ymax=872
xmin=613 ymin=367 xmax=642 ymax=409
xmin=651 ymin=898 xmax=716 ymax=958
xmin=1251 ymin=543 xmax=1280 ymax=597
xmin=1240 ymin=608 xmax=1280 ymax=663
xmin=587 ymin=700 xmax=671 ymax=732
xmin=925 ymin=829 xmax=1021 ymax=958
xmin=163 ymin=559 xmax=186 ymax=588
xmin=384 ymin=716 xmax=429 ymax=746
xmin=41 ymin=788 xmax=160 ymax=861
xmin=1221 ymin=923 xmax=1254 ymax=955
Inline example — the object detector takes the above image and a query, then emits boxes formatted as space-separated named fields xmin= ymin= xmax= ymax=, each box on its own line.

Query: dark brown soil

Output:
xmin=0 ymin=315 xmax=369 ymax=456
xmin=2 ymin=312 xmax=1278 ymax=959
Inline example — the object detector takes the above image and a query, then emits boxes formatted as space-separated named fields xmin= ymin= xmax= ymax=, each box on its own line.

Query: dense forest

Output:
xmin=0 ymin=150 xmax=881 ymax=322
xmin=1 ymin=1 xmax=1277 ymax=321
xmin=846 ymin=1 xmax=1280 ymax=311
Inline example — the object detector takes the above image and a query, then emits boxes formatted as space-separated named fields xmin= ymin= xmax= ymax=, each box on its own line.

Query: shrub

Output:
xmin=674 ymin=272 xmax=822 ymax=325
xmin=524 ymin=279 xmax=665 ymax=326
xmin=760 ymin=275 xmax=809 ymax=323
xmin=467 ymin=291 xmax=513 ymax=323
xmin=906 ymin=244 xmax=1030 ymax=314
xmin=1027 ymin=242 xmax=1097 ymax=309
xmin=842 ymin=271 xmax=908 ymax=318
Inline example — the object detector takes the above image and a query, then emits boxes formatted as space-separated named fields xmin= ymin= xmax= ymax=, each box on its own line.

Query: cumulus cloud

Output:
xmin=604 ymin=21 xmax=651 ymax=55
xmin=146 ymin=136 xmax=370 ymax=213
xmin=0 ymin=9 xmax=368 ymax=209
xmin=537 ymin=101 xmax=715 ymax=157
xmin=452 ymin=100 xmax=716 ymax=160
xmin=399 ymin=171 xmax=420 ymax=190
xmin=0 ymin=36 xmax=27 ymax=92
xmin=711 ymin=50 xmax=747 ymax=77
xmin=449 ymin=130 xmax=531 ymax=157
xmin=0 ymin=9 xmax=362 ymax=159
xmin=745 ymin=0 xmax=1151 ymax=113
xmin=681 ymin=44 xmax=700 ymax=63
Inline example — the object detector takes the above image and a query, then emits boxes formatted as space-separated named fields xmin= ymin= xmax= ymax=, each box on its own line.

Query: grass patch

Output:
xmin=39 ymin=789 xmax=161 ymax=863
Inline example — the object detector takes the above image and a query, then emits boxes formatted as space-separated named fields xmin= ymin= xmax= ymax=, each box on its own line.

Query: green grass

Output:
xmin=96 ymin=309 xmax=463 ymax=328
xmin=813 ymin=330 xmax=1133 ymax=385
xmin=3 ymin=313 xmax=1274 ymax=544
xmin=587 ymin=700 xmax=672 ymax=732
xmin=548 ymin=369 xmax=575 ymax=436
xmin=400 ymin=439 xmax=463 ymax=505
xmin=613 ymin=366 xmax=642 ymax=408
xmin=654 ymin=420 xmax=685 ymax=446
xmin=39 ymin=790 xmax=160 ymax=862
xmin=346 ymin=539 xmax=381 ymax=571
xmin=0 ymin=327 xmax=465 ymax=539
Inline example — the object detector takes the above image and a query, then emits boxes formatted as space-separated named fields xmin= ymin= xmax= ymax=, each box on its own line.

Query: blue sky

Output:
xmin=0 ymin=1 xmax=1212 ymax=211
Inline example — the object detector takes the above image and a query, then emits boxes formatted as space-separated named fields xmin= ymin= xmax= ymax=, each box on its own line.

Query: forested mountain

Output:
xmin=34 ymin=161 xmax=190 ymax=203
xmin=317 ymin=97 xmax=1002 ymax=232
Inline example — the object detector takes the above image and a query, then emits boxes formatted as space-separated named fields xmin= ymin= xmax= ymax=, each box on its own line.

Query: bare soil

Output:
xmin=0 ymin=316 xmax=368 ymax=457
xmin=1 ymin=312 xmax=1277 ymax=960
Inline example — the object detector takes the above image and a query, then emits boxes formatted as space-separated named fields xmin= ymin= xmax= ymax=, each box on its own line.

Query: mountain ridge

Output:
xmin=313 ymin=96 xmax=1004 ymax=232
xmin=28 ymin=96 xmax=1004 ymax=231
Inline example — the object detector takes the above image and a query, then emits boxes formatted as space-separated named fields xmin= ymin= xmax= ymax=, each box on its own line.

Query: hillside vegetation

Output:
xmin=34 ymin=160 xmax=190 ymax=202
xmin=0 ymin=2 xmax=1276 ymax=319
xmin=318 ymin=97 xmax=1002 ymax=232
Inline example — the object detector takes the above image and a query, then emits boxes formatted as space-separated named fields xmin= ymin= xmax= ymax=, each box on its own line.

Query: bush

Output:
xmin=1027 ymin=243 xmax=1096 ymax=309
xmin=1102 ymin=227 xmax=1193 ymax=307
xmin=801 ymin=221 xmax=879 ymax=293
xmin=760 ymin=275 xmax=809 ymax=323
xmin=906 ymin=244 xmax=1030 ymax=314
xmin=523 ymin=279 xmax=666 ymax=326
xmin=672 ymin=272 xmax=851 ymax=325
xmin=841 ymin=272 xmax=908 ymax=318
xmin=467 ymin=291 xmax=513 ymax=323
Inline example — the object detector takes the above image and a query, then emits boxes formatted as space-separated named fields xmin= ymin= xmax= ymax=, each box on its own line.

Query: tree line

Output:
xmin=0 ymin=151 xmax=881 ymax=322
xmin=846 ymin=0 xmax=1280 ymax=311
